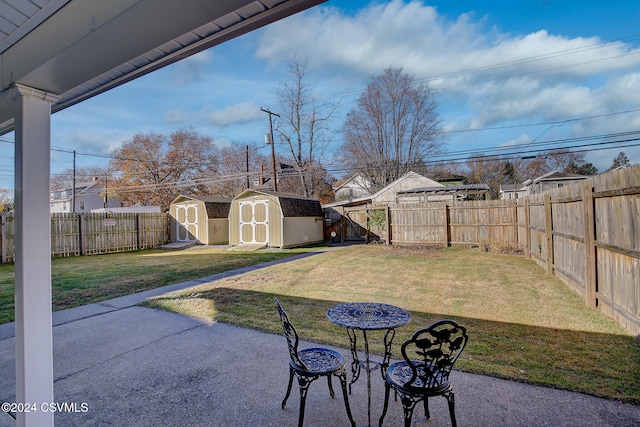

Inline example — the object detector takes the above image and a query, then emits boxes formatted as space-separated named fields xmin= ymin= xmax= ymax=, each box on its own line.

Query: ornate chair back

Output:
xmin=400 ymin=319 xmax=468 ymax=391
xmin=275 ymin=298 xmax=308 ymax=370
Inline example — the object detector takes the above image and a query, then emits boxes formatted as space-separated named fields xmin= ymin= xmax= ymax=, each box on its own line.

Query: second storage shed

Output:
xmin=229 ymin=189 xmax=324 ymax=248
xmin=169 ymin=195 xmax=232 ymax=245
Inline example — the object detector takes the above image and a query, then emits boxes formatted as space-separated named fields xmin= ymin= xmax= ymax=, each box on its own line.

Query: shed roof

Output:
xmin=172 ymin=194 xmax=232 ymax=218
xmin=234 ymin=189 xmax=323 ymax=217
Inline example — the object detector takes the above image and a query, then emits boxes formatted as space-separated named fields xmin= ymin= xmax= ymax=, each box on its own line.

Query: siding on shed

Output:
xmin=282 ymin=217 xmax=323 ymax=248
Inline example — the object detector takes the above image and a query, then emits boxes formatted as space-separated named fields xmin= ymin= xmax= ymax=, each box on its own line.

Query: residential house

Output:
xmin=333 ymin=173 xmax=372 ymax=201
xmin=372 ymin=171 xmax=443 ymax=204
xmin=323 ymin=171 xmax=445 ymax=241
xmin=525 ymin=171 xmax=587 ymax=195
xmin=499 ymin=182 xmax=529 ymax=200
xmin=50 ymin=179 xmax=121 ymax=213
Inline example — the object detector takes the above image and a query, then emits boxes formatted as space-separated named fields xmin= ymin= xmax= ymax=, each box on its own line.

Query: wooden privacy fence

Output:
xmin=336 ymin=165 xmax=639 ymax=336
xmin=0 ymin=212 xmax=169 ymax=262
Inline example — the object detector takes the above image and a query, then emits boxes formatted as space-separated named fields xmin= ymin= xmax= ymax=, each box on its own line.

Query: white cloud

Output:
xmin=170 ymin=50 xmax=213 ymax=85
xmin=256 ymin=0 xmax=640 ymax=132
xmin=205 ymin=101 xmax=263 ymax=127
xmin=165 ymin=109 xmax=189 ymax=124
xmin=59 ymin=130 xmax=127 ymax=156
xmin=502 ymin=134 xmax=533 ymax=148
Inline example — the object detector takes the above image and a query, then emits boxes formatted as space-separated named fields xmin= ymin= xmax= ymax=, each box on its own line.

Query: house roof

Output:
xmin=430 ymin=171 xmax=467 ymax=182
xmin=51 ymin=180 xmax=102 ymax=200
xmin=532 ymin=170 xmax=586 ymax=183
xmin=370 ymin=171 xmax=442 ymax=197
xmin=0 ymin=0 xmax=326 ymax=135
xmin=499 ymin=183 xmax=527 ymax=192
xmin=333 ymin=178 xmax=347 ymax=188
xmin=332 ymin=173 xmax=368 ymax=191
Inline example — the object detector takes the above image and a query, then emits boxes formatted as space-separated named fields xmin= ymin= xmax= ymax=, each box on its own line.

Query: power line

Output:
xmin=442 ymin=108 xmax=640 ymax=134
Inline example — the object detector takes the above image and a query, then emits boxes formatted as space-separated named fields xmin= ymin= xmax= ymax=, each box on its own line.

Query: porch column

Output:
xmin=7 ymin=83 xmax=60 ymax=427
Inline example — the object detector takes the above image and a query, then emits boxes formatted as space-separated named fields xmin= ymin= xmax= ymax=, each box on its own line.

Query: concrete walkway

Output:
xmin=1 ymin=250 xmax=639 ymax=426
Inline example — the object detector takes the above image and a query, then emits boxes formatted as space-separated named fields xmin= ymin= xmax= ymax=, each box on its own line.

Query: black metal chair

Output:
xmin=274 ymin=298 xmax=356 ymax=427
xmin=379 ymin=320 xmax=469 ymax=427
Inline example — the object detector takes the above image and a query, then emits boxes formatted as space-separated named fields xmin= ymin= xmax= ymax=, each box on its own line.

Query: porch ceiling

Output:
xmin=0 ymin=0 xmax=325 ymax=135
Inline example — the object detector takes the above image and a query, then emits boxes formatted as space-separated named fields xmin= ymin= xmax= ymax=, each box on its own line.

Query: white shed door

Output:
xmin=176 ymin=203 xmax=198 ymax=242
xmin=239 ymin=200 xmax=269 ymax=245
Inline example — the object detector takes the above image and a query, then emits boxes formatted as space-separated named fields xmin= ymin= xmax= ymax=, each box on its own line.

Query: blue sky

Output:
xmin=2 ymin=0 xmax=640 ymax=190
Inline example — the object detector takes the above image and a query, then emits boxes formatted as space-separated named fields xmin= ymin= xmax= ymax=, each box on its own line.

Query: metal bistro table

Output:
xmin=327 ymin=302 xmax=411 ymax=426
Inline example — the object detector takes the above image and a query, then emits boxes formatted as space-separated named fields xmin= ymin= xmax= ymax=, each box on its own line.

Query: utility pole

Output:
xmin=72 ymin=150 xmax=76 ymax=213
xmin=245 ymin=145 xmax=250 ymax=190
xmin=103 ymin=173 xmax=108 ymax=209
xmin=260 ymin=107 xmax=280 ymax=192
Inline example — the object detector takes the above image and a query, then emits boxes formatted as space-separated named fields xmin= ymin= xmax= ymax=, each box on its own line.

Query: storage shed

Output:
xmin=169 ymin=195 xmax=232 ymax=245
xmin=229 ymin=189 xmax=324 ymax=248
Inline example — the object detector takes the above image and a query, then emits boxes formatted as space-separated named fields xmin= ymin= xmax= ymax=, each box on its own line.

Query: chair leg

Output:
xmin=402 ymin=405 xmax=415 ymax=427
xmin=446 ymin=391 xmax=457 ymax=427
xmin=282 ymin=367 xmax=294 ymax=409
xmin=378 ymin=382 xmax=392 ymax=426
xmin=423 ymin=396 xmax=430 ymax=419
xmin=400 ymin=397 xmax=417 ymax=427
xmin=327 ymin=374 xmax=336 ymax=398
xmin=297 ymin=376 xmax=312 ymax=427
xmin=336 ymin=370 xmax=356 ymax=427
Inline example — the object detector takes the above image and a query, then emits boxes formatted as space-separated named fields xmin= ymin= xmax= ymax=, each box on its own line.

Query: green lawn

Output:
xmin=2 ymin=243 xmax=638 ymax=404
xmin=145 ymin=244 xmax=640 ymax=404
xmin=0 ymin=246 xmax=315 ymax=324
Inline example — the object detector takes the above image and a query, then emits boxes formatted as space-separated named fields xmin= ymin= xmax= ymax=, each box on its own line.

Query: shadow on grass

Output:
xmin=146 ymin=287 xmax=640 ymax=405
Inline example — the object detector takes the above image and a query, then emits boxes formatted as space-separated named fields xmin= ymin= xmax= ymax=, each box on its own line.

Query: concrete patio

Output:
xmin=1 ymin=256 xmax=639 ymax=426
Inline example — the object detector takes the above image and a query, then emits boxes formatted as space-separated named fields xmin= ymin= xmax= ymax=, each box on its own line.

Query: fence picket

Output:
xmin=0 ymin=212 xmax=168 ymax=262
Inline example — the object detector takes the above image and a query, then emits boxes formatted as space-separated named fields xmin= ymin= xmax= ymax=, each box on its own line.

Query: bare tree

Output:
xmin=465 ymin=156 xmax=507 ymax=199
xmin=276 ymin=162 xmax=336 ymax=204
xmin=462 ymin=149 xmax=593 ymax=198
xmin=109 ymin=128 xmax=218 ymax=210
xmin=342 ymin=67 xmax=444 ymax=192
xmin=211 ymin=143 xmax=272 ymax=197
xmin=274 ymin=56 xmax=339 ymax=198
xmin=519 ymin=149 xmax=587 ymax=179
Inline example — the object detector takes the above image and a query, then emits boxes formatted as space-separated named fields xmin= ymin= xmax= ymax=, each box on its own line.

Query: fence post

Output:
xmin=583 ymin=184 xmax=597 ymax=308
xmin=79 ymin=214 xmax=86 ymax=255
xmin=137 ymin=214 xmax=143 ymax=249
xmin=385 ymin=205 xmax=391 ymax=246
xmin=523 ymin=199 xmax=531 ymax=259
xmin=1 ymin=214 xmax=6 ymax=264
xmin=544 ymin=194 xmax=554 ymax=275
xmin=443 ymin=203 xmax=450 ymax=247
xmin=512 ymin=200 xmax=518 ymax=245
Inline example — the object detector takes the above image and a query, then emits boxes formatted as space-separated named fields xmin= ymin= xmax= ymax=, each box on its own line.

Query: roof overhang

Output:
xmin=0 ymin=0 xmax=326 ymax=135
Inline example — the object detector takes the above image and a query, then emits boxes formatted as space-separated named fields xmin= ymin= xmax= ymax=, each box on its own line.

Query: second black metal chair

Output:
xmin=379 ymin=319 xmax=469 ymax=427
xmin=275 ymin=298 xmax=356 ymax=427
